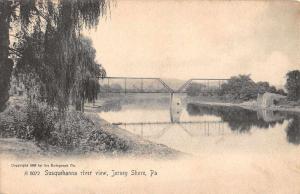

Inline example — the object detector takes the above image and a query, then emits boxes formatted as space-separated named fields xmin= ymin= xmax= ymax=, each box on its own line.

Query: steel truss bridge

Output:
xmin=98 ymin=77 xmax=229 ymax=94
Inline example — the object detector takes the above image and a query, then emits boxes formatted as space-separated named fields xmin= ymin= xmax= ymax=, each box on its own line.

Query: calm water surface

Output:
xmin=98 ymin=95 xmax=300 ymax=155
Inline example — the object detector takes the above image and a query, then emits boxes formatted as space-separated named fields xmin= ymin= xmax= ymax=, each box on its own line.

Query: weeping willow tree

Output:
xmin=71 ymin=37 xmax=103 ymax=112
xmin=16 ymin=30 xmax=103 ymax=112
xmin=2 ymin=0 xmax=109 ymax=112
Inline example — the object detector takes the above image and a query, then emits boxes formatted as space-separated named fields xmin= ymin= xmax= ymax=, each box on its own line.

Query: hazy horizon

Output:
xmin=84 ymin=0 xmax=300 ymax=87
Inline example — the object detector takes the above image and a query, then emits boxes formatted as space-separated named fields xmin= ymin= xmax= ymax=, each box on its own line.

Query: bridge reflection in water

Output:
xmin=120 ymin=121 xmax=227 ymax=139
xmin=114 ymin=94 xmax=230 ymax=139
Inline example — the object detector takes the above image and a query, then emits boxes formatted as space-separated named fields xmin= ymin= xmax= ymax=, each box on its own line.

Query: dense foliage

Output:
xmin=220 ymin=75 xmax=262 ymax=101
xmin=285 ymin=70 xmax=300 ymax=101
xmin=15 ymin=28 xmax=103 ymax=111
xmin=0 ymin=101 xmax=129 ymax=154
xmin=0 ymin=0 xmax=109 ymax=112
xmin=186 ymin=75 xmax=286 ymax=102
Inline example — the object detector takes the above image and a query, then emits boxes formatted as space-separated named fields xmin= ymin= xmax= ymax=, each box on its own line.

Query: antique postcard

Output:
xmin=0 ymin=0 xmax=300 ymax=193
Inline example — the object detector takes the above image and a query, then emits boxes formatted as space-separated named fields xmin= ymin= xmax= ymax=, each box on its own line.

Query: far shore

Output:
xmin=185 ymin=98 xmax=300 ymax=113
xmin=87 ymin=95 xmax=300 ymax=114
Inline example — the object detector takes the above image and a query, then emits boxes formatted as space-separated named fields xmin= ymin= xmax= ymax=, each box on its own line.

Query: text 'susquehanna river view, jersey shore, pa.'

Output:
xmin=1 ymin=0 xmax=300 ymax=194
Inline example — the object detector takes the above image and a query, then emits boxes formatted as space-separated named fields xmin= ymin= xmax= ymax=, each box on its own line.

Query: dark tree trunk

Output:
xmin=75 ymin=97 xmax=81 ymax=111
xmin=81 ymin=99 xmax=84 ymax=113
xmin=0 ymin=1 xmax=13 ymax=112
xmin=75 ymin=95 xmax=84 ymax=112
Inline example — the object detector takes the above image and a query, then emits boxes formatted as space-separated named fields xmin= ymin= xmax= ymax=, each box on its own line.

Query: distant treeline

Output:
xmin=187 ymin=70 xmax=300 ymax=102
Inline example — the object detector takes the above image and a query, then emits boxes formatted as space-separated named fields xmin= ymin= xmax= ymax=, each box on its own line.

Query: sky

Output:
xmin=84 ymin=0 xmax=300 ymax=87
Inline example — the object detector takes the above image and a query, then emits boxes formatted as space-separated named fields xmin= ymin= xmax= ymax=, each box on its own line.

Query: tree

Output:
xmin=15 ymin=29 xmax=104 ymax=112
xmin=220 ymin=75 xmax=257 ymax=101
xmin=0 ymin=0 xmax=109 ymax=112
xmin=256 ymin=81 xmax=284 ymax=95
xmin=71 ymin=37 xmax=103 ymax=112
xmin=285 ymin=70 xmax=300 ymax=101
xmin=186 ymin=83 xmax=205 ymax=97
xmin=256 ymin=81 xmax=271 ymax=94
xmin=276 ymin=89 xmax=286 ymax=96
xmin=0 ymin=0 xmax=32 ymax=111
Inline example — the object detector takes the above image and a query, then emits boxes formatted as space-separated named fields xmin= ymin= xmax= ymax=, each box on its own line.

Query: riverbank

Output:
xmin=0 ymin=99 xmax=181 ymax=159
xmin=185 ymin=97 xmax=300 ymax=113
xmin=0 ymin=115 xmax=181 ymax=159
xmin=85 ymin=112 xmax=182 ymax=159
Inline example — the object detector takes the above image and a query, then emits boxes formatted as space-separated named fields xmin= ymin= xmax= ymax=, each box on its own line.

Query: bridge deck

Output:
xmin=98 ymin=76 xmax=229 ymax=94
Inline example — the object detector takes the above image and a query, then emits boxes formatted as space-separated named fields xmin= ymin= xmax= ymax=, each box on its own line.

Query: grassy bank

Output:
xmin=0 ymin=100 xmax=180 ymax=159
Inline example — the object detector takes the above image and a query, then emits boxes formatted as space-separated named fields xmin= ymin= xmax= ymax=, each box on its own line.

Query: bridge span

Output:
xmin=98 ymin=76 xmax=229 ymax=94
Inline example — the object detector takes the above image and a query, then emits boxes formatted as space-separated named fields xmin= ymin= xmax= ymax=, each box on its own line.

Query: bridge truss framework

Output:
xmin=98 ymin=76 xmax=229 ymax=94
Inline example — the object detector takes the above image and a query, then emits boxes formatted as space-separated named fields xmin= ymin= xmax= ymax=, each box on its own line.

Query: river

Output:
xmin=98 ymin=94 xmax=300 ymax=155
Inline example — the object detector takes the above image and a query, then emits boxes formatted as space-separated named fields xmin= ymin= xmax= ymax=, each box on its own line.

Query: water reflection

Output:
xmin=98 ymin=96 xmax=300 ymax=155
xmin=257 ymin=109 xmax=285 ymax=122
xmin=286 ymin=115 xmax=300 ymax=145
xmin=186 ymin=103 xmax=300 ymax=145
xmin=122 ymin=121 xmax=227 ymax=139
xmin=186 ymin=104 xmax=285 ymax=132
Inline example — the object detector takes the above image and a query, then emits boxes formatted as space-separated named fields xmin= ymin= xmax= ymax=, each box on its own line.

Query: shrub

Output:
xmin=0 ymin=103 xmax=29 ymax=139
xmin=26 ymin=103 xmax=57 ymax=142
xmin=87 ymin=130 xmax=129 ymax=153
xmin=0 ymin=102 xmax=130 ymax=154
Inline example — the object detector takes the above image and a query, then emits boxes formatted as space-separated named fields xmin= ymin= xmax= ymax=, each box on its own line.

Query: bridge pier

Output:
xmin=169 ymin=92 xmax=183 ymax=123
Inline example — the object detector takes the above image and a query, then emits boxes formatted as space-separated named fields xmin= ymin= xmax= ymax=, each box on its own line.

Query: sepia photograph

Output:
xmin=0 ymin=0 xmax=300 ymax=193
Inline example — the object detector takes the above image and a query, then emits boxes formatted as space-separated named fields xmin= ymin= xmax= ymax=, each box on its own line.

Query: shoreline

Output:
xmin=89 ymin=95 xmax=300 ymax=114
xmin=185 ymin=98 xmax=300 ymax=113
xmin=85 ymin=112 xmax=183 ymax=159
xmin=0 ymin=111 xmax=182 ymax=160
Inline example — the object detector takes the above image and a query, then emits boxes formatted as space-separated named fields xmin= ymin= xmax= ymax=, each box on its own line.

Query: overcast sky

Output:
xmin=84 ymin=0 xmax=300 ymax=86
